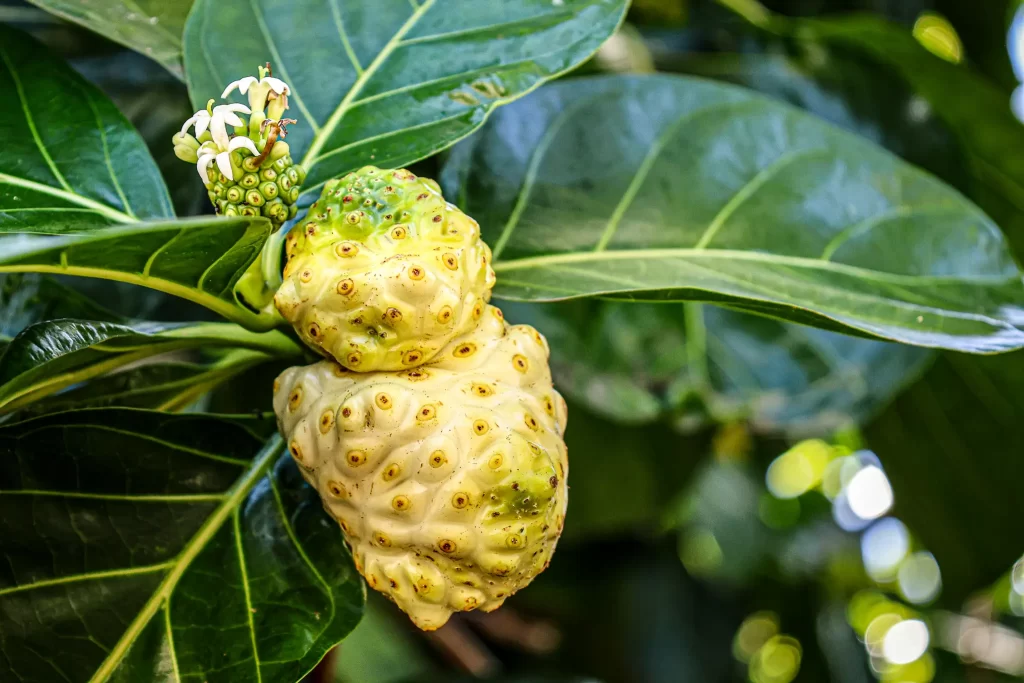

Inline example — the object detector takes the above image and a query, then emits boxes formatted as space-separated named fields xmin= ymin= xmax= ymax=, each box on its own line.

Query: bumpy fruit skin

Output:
xmin=274 ymin=166 xmax=496 ymax=372
xmin=273 ymin=306 xmax=567 ymax=630
xmin=206 ymin=149 xmax=305 ymax=227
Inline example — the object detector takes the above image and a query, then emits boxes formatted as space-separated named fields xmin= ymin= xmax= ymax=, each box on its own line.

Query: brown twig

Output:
xmin=464 ymin=609 xmax=561 ymax=654
xmin=424 ymin=617 xmax=501 ymax=677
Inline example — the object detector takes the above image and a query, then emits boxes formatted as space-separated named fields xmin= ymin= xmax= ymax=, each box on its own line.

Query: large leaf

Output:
xmin=441 ymin=74 xmax=1024 ymax=354
xmin=26 ymin=0 xmax=193 ymax=78
xmin=796 ymin=15 xmax=1024 ymax=260
xmin=27 ymin=351 xmax=272 ymax=413
xmin=0 ymin=24 xmax=172 ymax=228
xmin=0 ymin=216 xmax=280 ymax=328
xmin=0 ymin=319 xmax=301 ymax=413
xmin=183 ymin=0 xmax=628 ymax=203
xmin=0 ymin=409 xmax=365 ymax=682
xmin=0 ymin=273 xmax=123 ymax=339
xmin=866 ymin=350 xmax=1024 ymax=604
xmin=506 ymin=300 xmax=930 ymax=435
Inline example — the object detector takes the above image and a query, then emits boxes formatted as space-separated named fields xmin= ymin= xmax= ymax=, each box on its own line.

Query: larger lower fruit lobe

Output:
xmin=273 ymin=306 xmax=568 ymax=630
xmin=275 ymin=166 xmax=495 ymax=372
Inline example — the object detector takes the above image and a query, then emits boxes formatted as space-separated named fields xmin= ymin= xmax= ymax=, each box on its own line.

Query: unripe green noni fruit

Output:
xmin=274 ymin=166 xmax=496 ymax=372
xmin=273 ymin=305 xmax=567 ymax=630
xmin=205 ymin=147 xmax=304 ymax=227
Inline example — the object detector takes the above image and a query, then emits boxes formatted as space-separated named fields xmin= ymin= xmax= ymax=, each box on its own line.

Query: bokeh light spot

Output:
xmin=861 ymin=518 xmax=910 ymax=580
xmin=679 ymin=528 xmax=723 ymax=577
xmin=733 ymin=611 xmax=780 ymax=663
xmin=750 ymin=635 xmax=802 ymax=683
xmin=765 ymin=439 xmax=832 ymax=499
xmin=883 ymin=619 xmax=930 ymax=665
xmin=846 ymin=466 xmax=893 ymax=521
xmin=898 ymin=552 xmax=942 ymax=604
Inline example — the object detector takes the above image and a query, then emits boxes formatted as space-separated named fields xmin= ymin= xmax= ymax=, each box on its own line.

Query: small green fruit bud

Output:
xmin=259 ymin=181 xmax=279 ymax=199
xmin=173 ymin=145 xmax=199 ymax=163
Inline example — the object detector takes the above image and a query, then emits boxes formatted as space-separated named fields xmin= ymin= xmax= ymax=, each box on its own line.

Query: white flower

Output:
xmin=209 ymin=103 xmax=251 ymax=148
xmin=181 ymin=109 xmax=211 ymax=136
xmin=196 ymin=151 xmax=217 ymax=185
xmin=222 ymin=76 xmax=258 ymax=98
xmin=195 ymin=136 xmax=259 ymax=185
xmin=221 ymin=75 xmax=290 ymax=98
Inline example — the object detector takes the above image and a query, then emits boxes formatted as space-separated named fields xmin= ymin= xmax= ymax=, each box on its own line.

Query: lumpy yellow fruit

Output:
xmin=273 ymin=306 xmax=567 ymax=630
xmin=274 ymin=166 xmax=495 ymax=372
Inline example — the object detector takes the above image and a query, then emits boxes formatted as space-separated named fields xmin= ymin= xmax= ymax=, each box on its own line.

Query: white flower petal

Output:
xmin=220 ymin=111 xmax=246 ymax=128
xmin=217 ymin=103 xmax=252 ymax=115
xmin=210 ymin=116 xmax=230 ymax=149
xmin=228 ymin=136 xmax=259 ymax=156
xmin=221 ymin=76 xmax=257 ymax=98
xmin=181 ymin=110 xmax=210 ymax=135
xmin=196 ymin=154 xmax=216 ymax=184
xmin=216 ymin=151 xmax=234 ymax=180
xmin=194 ymin=113 xmax=212 ymax=137
xmin=198 ymin=140 xmax=220 ymax=156
xmin=264 ymin=76 xmax=290 ymax=94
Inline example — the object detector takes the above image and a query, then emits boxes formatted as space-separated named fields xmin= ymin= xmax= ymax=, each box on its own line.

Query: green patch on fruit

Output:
xmin=486 ymin=469 xmax=559 ymax=520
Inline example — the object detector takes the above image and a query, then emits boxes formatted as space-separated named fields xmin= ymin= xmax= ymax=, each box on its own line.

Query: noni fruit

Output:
xmin=274 ymin=166 xmax=496 ymax=372
xmin=273 ymin=306 xmax=567 ymax=630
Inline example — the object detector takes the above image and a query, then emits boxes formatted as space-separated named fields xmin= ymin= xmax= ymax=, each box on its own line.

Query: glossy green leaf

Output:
xmin=183 ymin=0 xmax=628 ymax=203
xmin=442 ymin=74 xmax=1024 ymax=354
xmin=0 ymin=409 xmax=365 ymax=682
xmin=866 ymin=350 xmax=1024 ymax=603
xmin=796 ymin=15 xmax=1024 ymax=262
xmin=25 ymin=0 xmax=193 ymax=77
xmin=0 ymin=319 xmax=301 ymax=413
xmin=27 ymin=351 xmax=271 ymax=413
xmin=506 ymin=300 xmax=931 ymax=435
xmin=0 ymin=24 xmax=172 ymax=228
xmin=0 ymin=273 xmax=123 ymax=338
xmin=0 ymin=216 xmax=280 ymax=328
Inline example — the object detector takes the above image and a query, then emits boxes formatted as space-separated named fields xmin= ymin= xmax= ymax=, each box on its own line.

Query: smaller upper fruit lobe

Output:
xmin=275 ymin=166 xmax=496 ymax=372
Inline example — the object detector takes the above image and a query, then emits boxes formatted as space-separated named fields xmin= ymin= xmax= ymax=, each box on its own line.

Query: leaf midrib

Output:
xmin=88 ymin=436 xmax=285 ymax=683
xmin=0 ymin=263 xmax=274 ymax=329
xmin=493 ymin=247 xmax=1018 ymax=286
xmin=0 ymin=172 xmax=134 ymax=223
xmin=300 ymin=0 xmax=437 ymax=166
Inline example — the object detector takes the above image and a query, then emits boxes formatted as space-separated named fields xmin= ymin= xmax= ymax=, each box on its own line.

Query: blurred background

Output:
xmin=11 ymin=0 xmax=1024 ymax=680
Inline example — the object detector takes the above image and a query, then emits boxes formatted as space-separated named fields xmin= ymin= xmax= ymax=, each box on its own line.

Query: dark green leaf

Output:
xmin=795 ymin=15 xmax=1024 ymax=263
xmin=866 ymin=350 xmax=1024 ymax=603
xmin=27 ymin=351 xmax=271 ymax=413
xmin=442 ymin=74 xmax=1024 ymax=354
xmin=0 ymin=409 xmax=365 ymax=682
xmin=0 ymin=273 xmax=123 ymax=338
xmin=507 ymin=300 xmax=931 ymax=434
xmin=0 ymin=319 xmax=300 ymax=413
xmin=183 ymin=0 xmax=628 ymax=204
xmin=26 ymin=0 xmax=193 ymax=77
xmin=0 ymin=216 xmax=280 ymax=328
xmin=0 ymin=24 xmax=173 ymax=229
xmin=74 ymin=51 xmax=211 ymax=216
